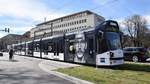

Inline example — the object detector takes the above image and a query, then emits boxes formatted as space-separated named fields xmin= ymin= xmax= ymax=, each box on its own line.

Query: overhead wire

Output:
xmin=89 ymin=0 xmax=119 ymax=11
xmin=89 ymin=0 xmax=119 ymax=20
xmin=45 ymin=0 xmax=75 ymax=21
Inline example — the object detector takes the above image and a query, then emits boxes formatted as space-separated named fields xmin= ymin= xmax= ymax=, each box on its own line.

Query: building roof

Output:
xmin=1 ymin=34 xmax=22 ymax=40
xmin=36 ymin=10 xmax=99 ymax=26
xmin=0 ymin=34 xmax=22 ymax=46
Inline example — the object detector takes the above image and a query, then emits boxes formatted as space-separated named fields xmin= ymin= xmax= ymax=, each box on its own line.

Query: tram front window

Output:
xmin=105 ymin=32 xmax=121 ymax=50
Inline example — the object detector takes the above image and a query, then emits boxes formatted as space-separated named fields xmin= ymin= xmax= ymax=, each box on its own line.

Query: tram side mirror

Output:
xmin=119 ymin=31 xmax=123 ymax=48
xmin=98 ymin=31 xmax=103 ymax=39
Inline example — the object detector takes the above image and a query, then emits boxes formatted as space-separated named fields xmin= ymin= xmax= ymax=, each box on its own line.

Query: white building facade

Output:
xmin=30 ymin=10 xmax=105 ymax=38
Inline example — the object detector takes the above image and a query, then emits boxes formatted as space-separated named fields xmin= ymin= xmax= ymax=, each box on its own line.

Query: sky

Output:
xmin=0 ymin=0 xmax=150 ymax=37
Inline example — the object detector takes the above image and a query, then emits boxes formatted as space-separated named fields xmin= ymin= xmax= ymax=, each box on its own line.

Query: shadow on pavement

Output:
xmin=111 ymin=63 xmax=150 ymax=72
xmin=10 ymin=60 xmax=19 ymax=62
xmin=0 ymin=69 xmax=74 ymax=84
xmin=0 ymin=59 xmax=19 ymax=62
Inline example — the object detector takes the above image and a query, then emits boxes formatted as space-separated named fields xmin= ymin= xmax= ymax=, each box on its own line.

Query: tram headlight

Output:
xmin=110 ymin=52 xmax=114 ymax=57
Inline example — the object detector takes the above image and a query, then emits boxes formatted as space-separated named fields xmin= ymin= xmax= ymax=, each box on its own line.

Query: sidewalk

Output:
xmin=0 ymin=53 xmax=93 ymax=84
xmin=0 ymin=53 xmax=75 ymax=84
xmin=38 ymin=59 xmax=93 ymax=84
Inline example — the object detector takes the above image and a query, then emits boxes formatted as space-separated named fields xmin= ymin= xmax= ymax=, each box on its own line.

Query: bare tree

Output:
xmin=123 ymin=15 xmax=148 ymax=47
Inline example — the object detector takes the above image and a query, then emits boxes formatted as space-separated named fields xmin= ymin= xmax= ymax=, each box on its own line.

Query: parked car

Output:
xmin=123 ymin=47 xmax=150 ymax=62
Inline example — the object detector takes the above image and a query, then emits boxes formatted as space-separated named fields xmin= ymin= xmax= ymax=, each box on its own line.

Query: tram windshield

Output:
xmin=105 ymin=32 xmax=121 ymax=50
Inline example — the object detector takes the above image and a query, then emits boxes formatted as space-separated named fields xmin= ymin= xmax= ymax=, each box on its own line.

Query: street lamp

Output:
xmin=40 ymin=32 xmax=46 ymax=58
xmin=5 ymin=28 xmax=10 ymax=33
xmin=50 ymin=23 xmax=53 ymax=36
xmin=0 ymin=28 xmax=10 ymax=33
xmin=32 ymin=31 xmax=36 ymax=56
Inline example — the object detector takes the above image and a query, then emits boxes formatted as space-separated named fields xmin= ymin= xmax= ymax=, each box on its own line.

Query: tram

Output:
xmin=13 ymin=20 xmax=124 ymax=66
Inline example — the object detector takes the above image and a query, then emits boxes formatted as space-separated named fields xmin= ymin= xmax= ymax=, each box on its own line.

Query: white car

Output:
xmin=146 ymin=58 xmax=150 ymax=62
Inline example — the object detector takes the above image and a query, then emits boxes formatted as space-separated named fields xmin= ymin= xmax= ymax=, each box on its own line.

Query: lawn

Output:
xmin=56 ymin=62 xmax=150 ymax=84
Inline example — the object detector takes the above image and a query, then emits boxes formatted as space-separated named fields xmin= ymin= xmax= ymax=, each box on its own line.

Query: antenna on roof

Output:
xmin=108 ymin=16 xmax=113 ymax=20
xmin=44 ymin=17 xmax=46 ymax=22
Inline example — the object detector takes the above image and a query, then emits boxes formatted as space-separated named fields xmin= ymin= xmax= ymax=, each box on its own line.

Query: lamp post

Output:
xmin=0 ymin=28 xmax=10 ymax=33
xmin=0 ymin=28 xmax=10 ymax=51
xmin=32 ymin=31 xmax=36 ymax=56
xmin=19 ymin=36 xmax=22 ymax=55
xmin=40 ymin=32 xmax=46 ymax=58
xmin=50 ymin=23 xmax=53 ymax=36
xmin=24 ymin=36 xmax=28 ymax=56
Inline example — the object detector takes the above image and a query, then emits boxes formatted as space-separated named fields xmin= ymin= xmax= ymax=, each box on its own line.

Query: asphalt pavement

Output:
xmin=0 ymin=53 xmax=75 ymax=84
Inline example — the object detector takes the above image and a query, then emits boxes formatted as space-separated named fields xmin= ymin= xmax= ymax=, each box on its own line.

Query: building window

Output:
xmin=74 ymin=21 xmax=76 ymax=25
xmin=71 ymin=22 xmax=73 ymax=25
xmin=65 ymin=23 xmax=67 ymax=27
xmin=84 ymin=19 xmax=87 ymax=23
xmin=79 ymin=20 xmax=82 ymax=24
xmin=77 ymin=21 xmax=78 ymax=24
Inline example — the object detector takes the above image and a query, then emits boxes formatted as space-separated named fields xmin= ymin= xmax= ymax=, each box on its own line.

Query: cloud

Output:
xmin=0 ymin=0 xmax=65 ymax=21
xmin=0 ymin=25 xmax=33 ymax=38
xmin=0 ymin=0 xmax=67 ymax=38
xmin=143 ymin=15 xmax=150 ymax=25
xmin=115 ymin=18 xmax=126 ymax=29
xmin=11 ymin=26 xmax=33 ymax=34
xmin=115 ymin=14 xmax=150 ymax=34
xmin=93 ymin=0 xmax=110 ymax=5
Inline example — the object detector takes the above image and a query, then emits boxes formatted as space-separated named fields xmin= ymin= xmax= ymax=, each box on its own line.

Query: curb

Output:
xmin=38 ymin=62 xmax=93 ymax=84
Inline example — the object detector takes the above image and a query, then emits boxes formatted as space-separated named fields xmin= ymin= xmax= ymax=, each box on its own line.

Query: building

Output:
xmin=0 ymin=31 xmax=31 ymax=51
xmin=21 ymin=31 xmax=31 ymax=41
xmin=30 ymin=10 xmax=105 ymax=39
xmin=0 ymin=34 xmax=22 ymax=51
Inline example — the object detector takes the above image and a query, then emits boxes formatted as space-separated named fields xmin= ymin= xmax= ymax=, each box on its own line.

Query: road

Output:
xmin=0 ymin=53 xmax=74 ymax=84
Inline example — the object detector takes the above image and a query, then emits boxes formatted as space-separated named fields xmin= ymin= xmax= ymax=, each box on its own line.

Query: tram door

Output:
xmin=88 ymin=38 xmax=94 ymax=56
xmin=64 ymin=35 xmax=76 ymax=62
xmin=52 ymin=37 xmax=64 ymax=60
xmin=65 ymin=40 xmax=75 ymax=62
xmin=86 ymin=34 xmax=96 ymax=64
xmin=53 ymin=41 xmax=59 ymax=59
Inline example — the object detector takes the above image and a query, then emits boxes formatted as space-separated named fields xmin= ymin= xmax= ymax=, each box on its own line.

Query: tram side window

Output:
xmin=48 ymin=42 xmax=53 ymax=53
xmin=28 ymin=44 xmax=33 ymax=55
xmin=59 ymin=40 xmax=64 ymax=53
xmin=56 ymin=42 xmax=59 ymax=56
xmin=69 ymin=42 xmax=76 ymax=54
xmin=97 ymin=37 xmax=101 ymax=53
xmin=43 ymin=43 xmax=48 ymax=55
xmin=88 ymin=38 xmax=94 ymax=55
xmin=53 ymin=42 xmax=57 ymax=55
xmin=48 ymin=45 xmax=53 ymax=52
xmin=34 ymin=44 xmax=40 ymax=52
xmin=100 ymin=39 xmax=108 ymax=53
